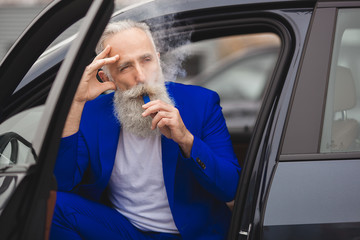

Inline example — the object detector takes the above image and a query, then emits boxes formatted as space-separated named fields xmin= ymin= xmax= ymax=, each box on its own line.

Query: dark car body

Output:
xmin=0 ymin=0 xmax=360 ymax=239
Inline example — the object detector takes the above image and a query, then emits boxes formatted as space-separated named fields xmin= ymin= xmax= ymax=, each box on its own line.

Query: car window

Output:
xmin=169 ymin=33 xmax=281 ymax=133
xmin=203 ymin=49 xmax=278 ymax=102
xmin=320 ymin=8 xmax=360 ymax=153
xmin=14 ymin=20 xmax=82 ymax=95
xmin=0 ymin=9 xmax=84 ymax=213
xmin=0 ymin=107 xmax=42 ymax=170
xmin=0 ymin=26 xmax=82 ymax=170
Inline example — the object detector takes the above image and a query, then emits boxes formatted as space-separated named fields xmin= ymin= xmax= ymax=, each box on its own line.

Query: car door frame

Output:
xmin=0 ymin=0 xmax=114 ymax=239
xmin=226 ymin=4 xmax=316 ymax=240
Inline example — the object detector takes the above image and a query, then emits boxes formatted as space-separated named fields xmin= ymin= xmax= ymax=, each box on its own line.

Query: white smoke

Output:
xmin=144 ymin=11 xmax=193 ymax=82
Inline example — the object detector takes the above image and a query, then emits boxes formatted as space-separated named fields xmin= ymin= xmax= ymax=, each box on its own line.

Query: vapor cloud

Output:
xmin=144 ymin=8 xmax=193 ymax=82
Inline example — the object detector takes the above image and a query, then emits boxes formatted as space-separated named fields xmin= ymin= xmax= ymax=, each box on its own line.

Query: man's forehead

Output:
xmin=105 ymin=29 xmax=156 ymax=58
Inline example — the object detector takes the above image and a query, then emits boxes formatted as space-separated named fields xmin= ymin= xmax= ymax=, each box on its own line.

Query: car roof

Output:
xmin=115 ymin=0 xmax=360 ymax=22
xmin=114 ymin=0 xmax=317 ymax=22
xmin=128 ymin=0 xmax=317 ymax=9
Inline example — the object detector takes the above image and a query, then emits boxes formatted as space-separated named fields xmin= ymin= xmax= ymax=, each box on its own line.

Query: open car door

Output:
xmin=0 ymin=0 xmax=114 ymax=239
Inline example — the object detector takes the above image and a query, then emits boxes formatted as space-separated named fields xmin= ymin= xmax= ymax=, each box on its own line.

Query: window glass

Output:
xmin=320 ymin=9 xmax=360 ymax=153
xmin=0 ymin=13 xmax=83 ymax=212
xmin=167 ymin=33 xmax=281 ymax=133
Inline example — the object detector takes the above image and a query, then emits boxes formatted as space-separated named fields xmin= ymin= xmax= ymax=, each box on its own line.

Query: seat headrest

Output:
xmin=334 ymin=66 xmax=356 ymax=112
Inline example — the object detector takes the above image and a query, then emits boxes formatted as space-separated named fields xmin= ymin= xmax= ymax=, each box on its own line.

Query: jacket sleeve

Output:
xmin=53 ymin=131 xmax=90 ymax=192
xmin=179 ymin=90 xmax=241 ymax=202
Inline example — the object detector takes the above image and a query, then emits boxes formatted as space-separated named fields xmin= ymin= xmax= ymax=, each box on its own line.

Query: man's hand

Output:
xmin=74 ymin=45 xmax=119 ymax=104
xmin=62 ymin=45 xmax=119 ymax=137
xmin=142 ymin=100 xmax=194 ymax=158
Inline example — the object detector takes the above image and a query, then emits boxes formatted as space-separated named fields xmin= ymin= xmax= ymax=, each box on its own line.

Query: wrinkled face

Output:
xmin=104 ymin=28 xmax=162 ymax=91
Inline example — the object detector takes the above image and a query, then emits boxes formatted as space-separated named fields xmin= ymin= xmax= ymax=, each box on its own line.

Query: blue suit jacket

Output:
xmin=54 ymin=82 xmax=241 ymax=239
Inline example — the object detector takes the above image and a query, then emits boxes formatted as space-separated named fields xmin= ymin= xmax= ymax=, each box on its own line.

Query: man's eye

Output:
xmin=119 ymin=66 xmax=129 ymax=72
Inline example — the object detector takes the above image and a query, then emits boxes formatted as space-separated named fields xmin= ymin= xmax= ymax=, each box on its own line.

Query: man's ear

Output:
xmin=97 ymin=70 xmax=110 ymax=82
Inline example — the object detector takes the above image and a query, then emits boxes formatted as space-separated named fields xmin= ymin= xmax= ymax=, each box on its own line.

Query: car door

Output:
xmin=235 ymin=1 xmax=360 ymax=240
xmin=0 ymin=0 xmax=114 ymax=239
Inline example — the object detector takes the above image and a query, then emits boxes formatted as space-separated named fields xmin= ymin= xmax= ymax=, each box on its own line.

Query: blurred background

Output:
xmin=0 ymin=0 xmax=145 ymax=60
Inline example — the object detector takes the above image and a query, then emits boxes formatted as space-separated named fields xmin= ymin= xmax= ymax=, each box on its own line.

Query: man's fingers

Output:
xmin=98 ymin=81 xmax=116 ymax=92
xmin=85 ymin=45 xmax=119 ymax=75
xmin=85 ymin=55 xmax=119 ymax=75
xmin=142 ymin=100 xmax=173 ymax=117
xmin=150 ymin=111 xmax=170 ymax=130
xmin=94 ymin=45 xmax=111 ymax=60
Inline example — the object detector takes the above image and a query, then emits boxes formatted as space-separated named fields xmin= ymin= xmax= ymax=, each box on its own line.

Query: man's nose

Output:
xmin=134 ymin=64 xmax=146 ymax=83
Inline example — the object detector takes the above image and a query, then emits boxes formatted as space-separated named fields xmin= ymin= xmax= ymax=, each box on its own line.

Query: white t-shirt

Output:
xmin=108 ymin=129 xmax=178 ymax=233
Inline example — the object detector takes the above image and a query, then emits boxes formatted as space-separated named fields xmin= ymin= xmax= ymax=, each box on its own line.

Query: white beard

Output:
xmin=113 ymin=78 xmax=174 ymax=138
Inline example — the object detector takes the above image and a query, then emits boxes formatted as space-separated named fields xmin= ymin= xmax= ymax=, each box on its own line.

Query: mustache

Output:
xmin=118 ymin=83 xmax=163 ymax=100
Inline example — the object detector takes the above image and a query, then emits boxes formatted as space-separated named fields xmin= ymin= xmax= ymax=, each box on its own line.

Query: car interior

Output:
xmin=331 ymin=65 xmax=359 ymax=151
xmin=320 ymin=9 xmax=360 ymax=153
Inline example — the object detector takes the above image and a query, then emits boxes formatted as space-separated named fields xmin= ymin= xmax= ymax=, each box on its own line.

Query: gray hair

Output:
xmin=95 ymin=20 xmax=158 ymax=80
xmin=95 ymin=19 xmax=157 ymax=54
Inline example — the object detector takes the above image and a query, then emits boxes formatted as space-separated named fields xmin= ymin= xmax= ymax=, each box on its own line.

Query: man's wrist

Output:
xmin=62 ymin=100 xmax=86 ymax=137
xmin=179 ymin=131 xmax=194 ymax=158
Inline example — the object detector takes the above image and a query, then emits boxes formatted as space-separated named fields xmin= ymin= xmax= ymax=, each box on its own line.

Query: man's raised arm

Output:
xmin=62 ymin=45 xmax=119 ymax=137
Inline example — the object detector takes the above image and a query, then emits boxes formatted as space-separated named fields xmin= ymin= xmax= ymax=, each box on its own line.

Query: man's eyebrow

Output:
xmin=118 ymin=61 xmax=132 ymax=69
xmin=117 ymin=53 xmax=154 ymax=68
xmin=140 ymin=53 xmax=153 ymax=59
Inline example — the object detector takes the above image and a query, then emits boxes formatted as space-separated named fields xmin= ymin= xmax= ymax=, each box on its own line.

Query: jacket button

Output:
xmin=196 ymin=158 xmax=206 ymax=169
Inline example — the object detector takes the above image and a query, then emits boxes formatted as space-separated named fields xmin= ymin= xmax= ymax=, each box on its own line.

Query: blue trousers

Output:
xmin=50 ymin=192 xmax=182 ymax=240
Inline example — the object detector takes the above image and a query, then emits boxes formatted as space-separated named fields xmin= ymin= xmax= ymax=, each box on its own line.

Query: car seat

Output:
xmin=331 ymin=66 xmax=359 ymax=151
